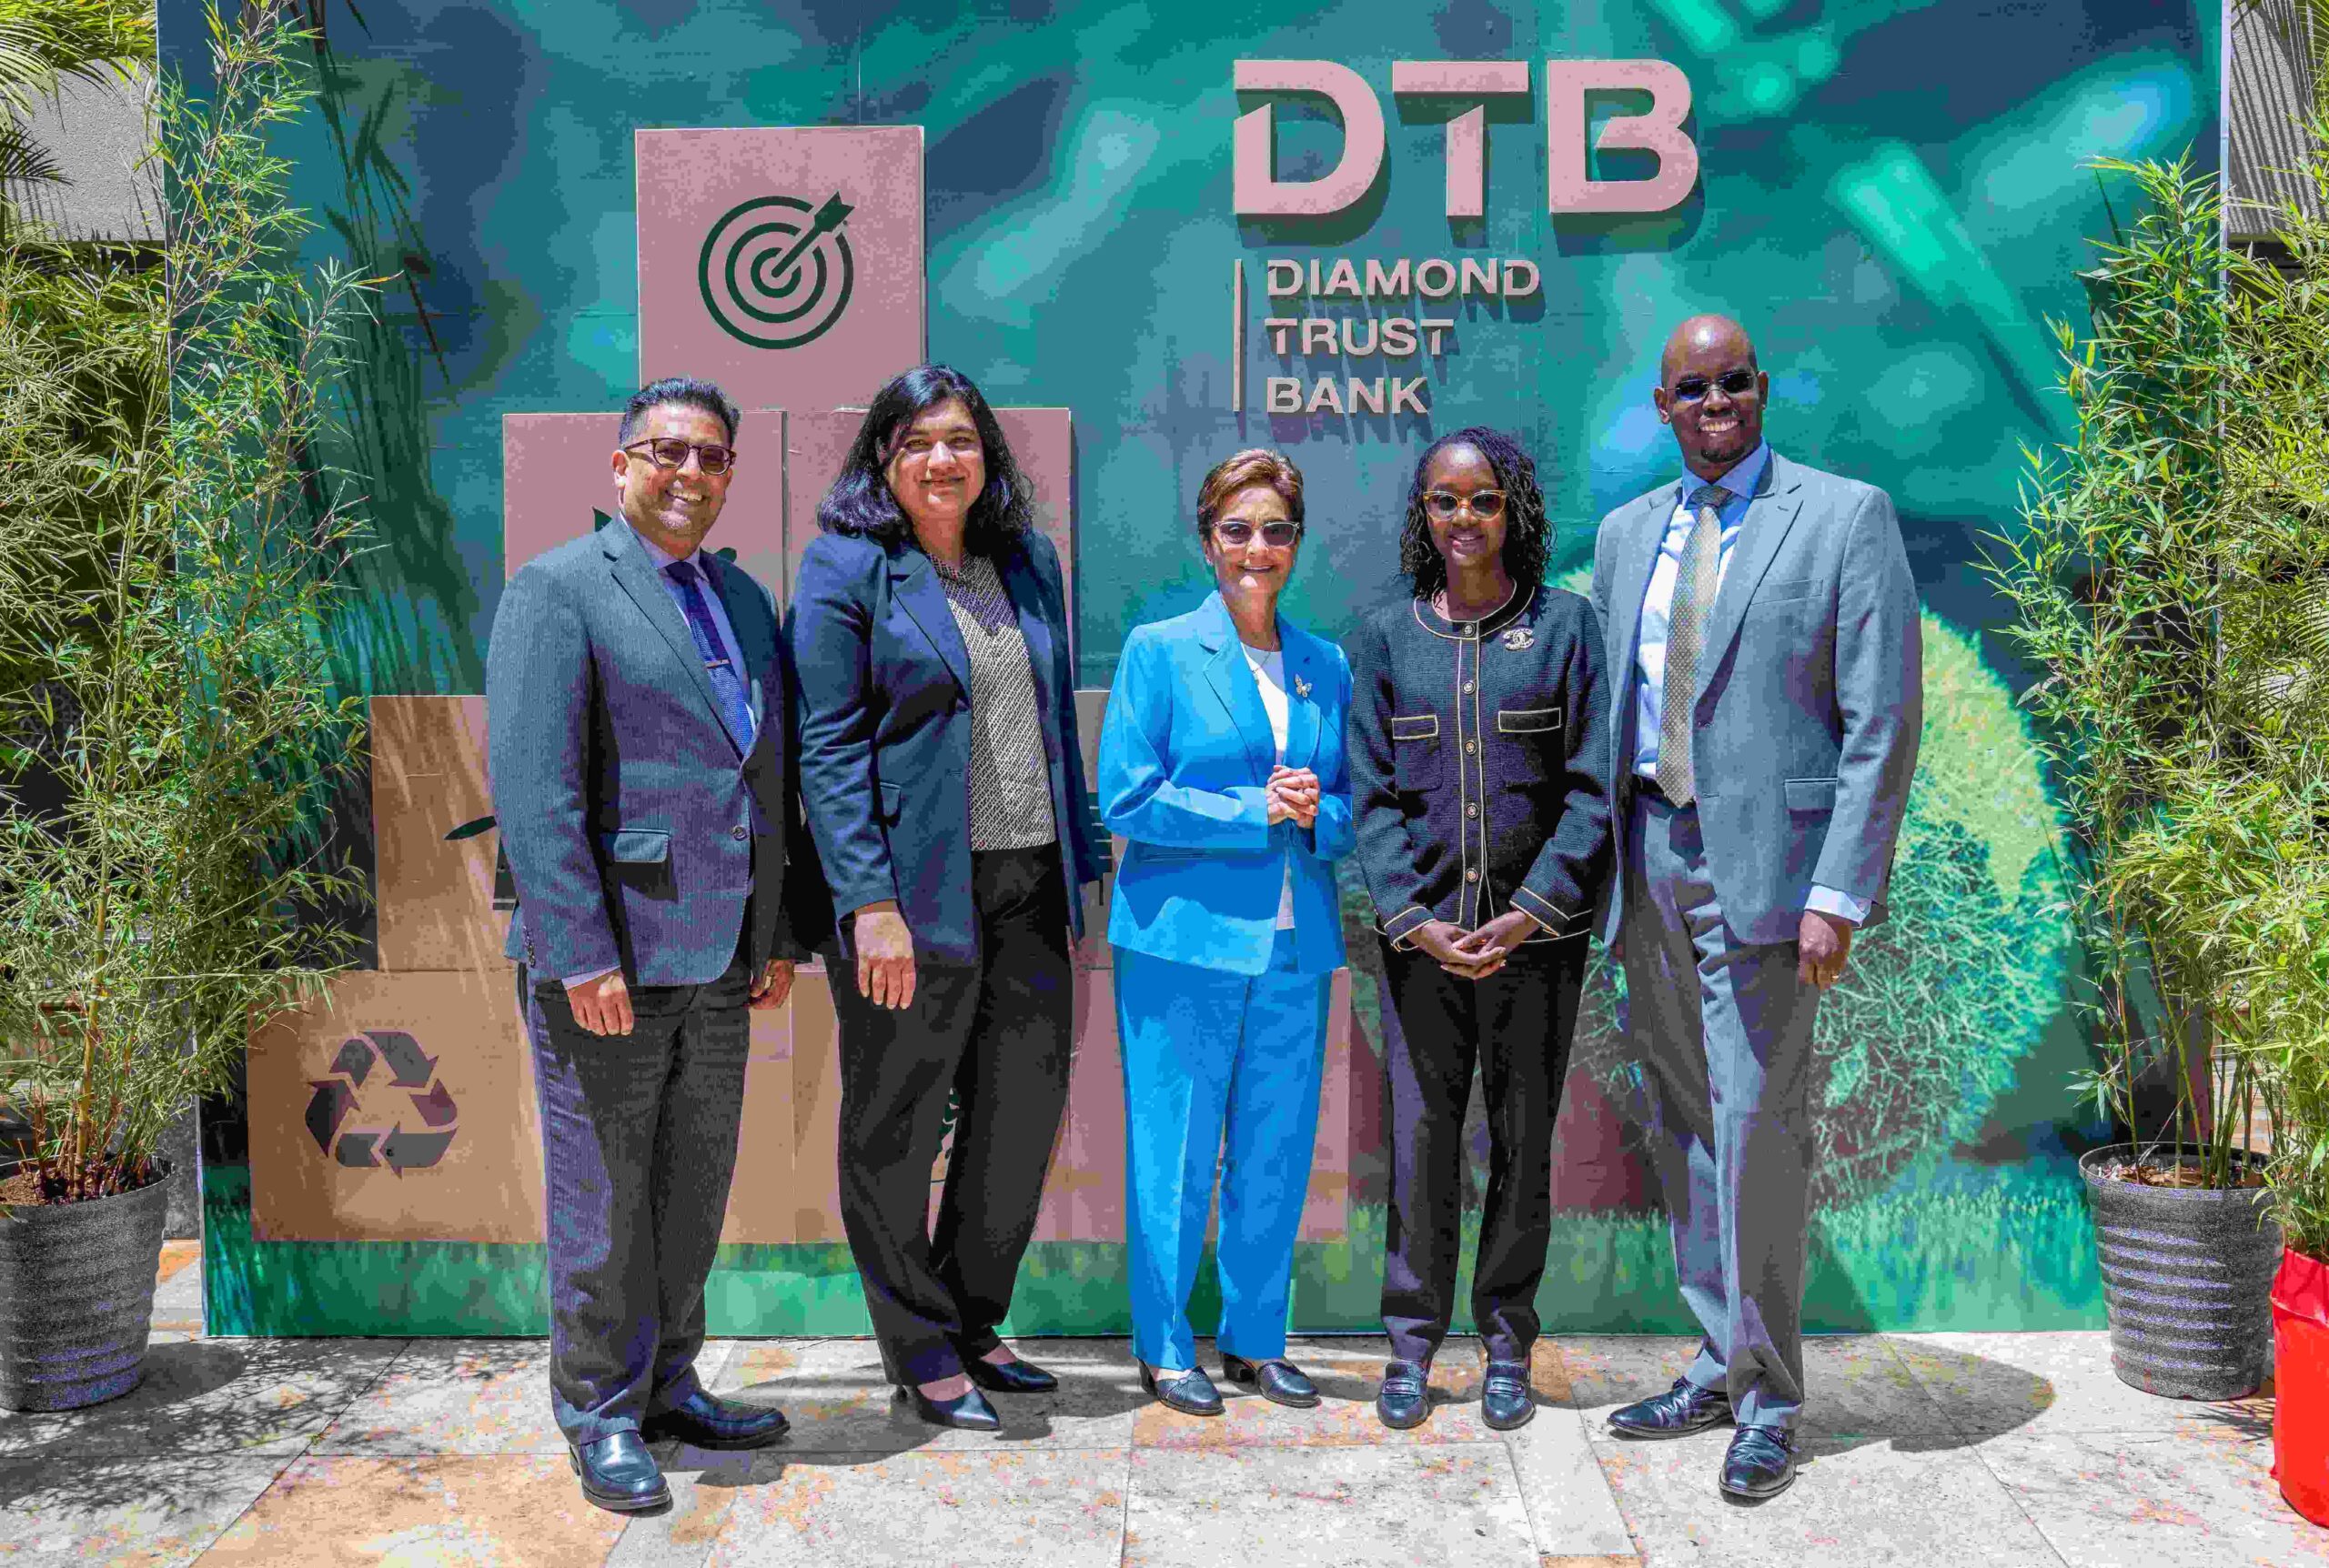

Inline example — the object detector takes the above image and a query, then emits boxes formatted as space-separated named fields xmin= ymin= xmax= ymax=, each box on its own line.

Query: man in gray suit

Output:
xmin=488 ymin=376 xmax=800 ymax=1513
xmin=1591 ymin=317 xmax=1921 ymax=1499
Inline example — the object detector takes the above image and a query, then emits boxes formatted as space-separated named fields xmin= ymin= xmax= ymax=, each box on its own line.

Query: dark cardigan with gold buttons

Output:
xmin=1345 ymin=583 xmax=1613 ymax=948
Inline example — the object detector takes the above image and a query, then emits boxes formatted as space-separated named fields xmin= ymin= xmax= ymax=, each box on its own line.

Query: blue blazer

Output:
xmin=787 ymin=528 xmax=1102 ymax=966
xmin=1098 ymin=592 xmax=1354 ymax=977
xmin=487 ymin=521 xmax=802 ymax=986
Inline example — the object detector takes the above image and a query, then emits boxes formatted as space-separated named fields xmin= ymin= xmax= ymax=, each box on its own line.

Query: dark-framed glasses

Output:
xmin=1669 ymin=369 xmax=1759 ymax=403
xmin=1423 ymin=489 xmax=1506 ymax=520
xmin=1209 ymin=518 xmax=1303 ymax=548
xmin=624 ymin=437 xmax=736 ymax=475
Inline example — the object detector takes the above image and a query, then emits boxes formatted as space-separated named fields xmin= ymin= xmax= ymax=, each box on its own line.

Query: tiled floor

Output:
xmin=2 ymin=1253 xmax=2319 ymax=1567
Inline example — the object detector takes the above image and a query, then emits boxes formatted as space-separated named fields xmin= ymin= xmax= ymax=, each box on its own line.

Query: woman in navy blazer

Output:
xmin=789 ymin=365 xmax=1102 ymax=1432
xmin=1097 ymin=448 xmax=1354 ymax=1415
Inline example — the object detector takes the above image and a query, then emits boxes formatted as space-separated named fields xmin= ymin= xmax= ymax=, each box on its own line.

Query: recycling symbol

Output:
xmin=304 ymin=1030 xmax=459 ymax=1174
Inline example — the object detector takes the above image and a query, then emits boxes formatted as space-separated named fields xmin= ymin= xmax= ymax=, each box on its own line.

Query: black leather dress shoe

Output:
xmin=1480 ymin=1360 xmax=1535 ymax=1431
xmin=641 ymin=1387 xmax=791 ymax=1450
xmin=1376 ymin=1359 xmax=1431 ymax=1430
xmin=1719 ymin=1423 xmax=1798 ymax=1499
xmin=1221 ymin=1352 xmax=1318 ymax=1408
xmin=1607 ymin=1376 xmax=1733 ymax=1438
xmin=896 ymin=1382 xmax=1003 ymax=1432
xmin=1139 ymin=1361 xmax=1224 ymax=1416
xmin=961 ymin=1352 xmax=1059 ymax=1394
xmin=569 ymin=1432 xmax=670 ymax=1513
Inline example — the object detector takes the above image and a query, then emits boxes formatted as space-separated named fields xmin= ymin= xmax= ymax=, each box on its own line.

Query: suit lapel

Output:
xmin=1281 ymin=626 xmax=1322 ymax=771
xmin=1196 ymin=594 xmax=1277 ymax=780
xmin=890 ymin=545 xmax=973 ymax=699
xmin=604 ymin=524 xmax=734 ymax=750
xmin=1607 ymin=490 xmax=1669 ymax=764
xmin=997 ymin=544 xmax=1056 ymax=724
xmin=1697 ymin=453 xmax=1806 ymax=702
xmin=703 ymin=551 xmax=773 ymax=755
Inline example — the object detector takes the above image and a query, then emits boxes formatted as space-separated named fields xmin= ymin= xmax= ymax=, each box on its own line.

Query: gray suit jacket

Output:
xmin=1590 ymin=451 xmax=1921 ymax=947
xmin=487 ymin=520 xmax=800 ymax=987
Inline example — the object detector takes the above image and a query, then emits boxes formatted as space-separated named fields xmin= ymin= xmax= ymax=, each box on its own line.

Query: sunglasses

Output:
xmin=624 ymin=438 xmax=736 ymax=476
xmin=1423 ymin=489 xmax=1506 ymax=520
xmin=1669 ymin=369 xmax=1759 ymax=403
xmin=1208 ymin=519 xmax=1303 ymax=548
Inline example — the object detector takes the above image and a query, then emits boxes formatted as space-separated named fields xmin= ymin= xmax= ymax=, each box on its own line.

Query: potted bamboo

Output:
xmin=0 ymin=4 xmax=369 ymax=1410
xmin=1985 ymin=156 xmax=2291 ymax=1403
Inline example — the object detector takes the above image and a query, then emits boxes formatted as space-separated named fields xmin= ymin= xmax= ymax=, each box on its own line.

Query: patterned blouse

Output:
xmin=933 ymin=551 xmax=1057 ymax=852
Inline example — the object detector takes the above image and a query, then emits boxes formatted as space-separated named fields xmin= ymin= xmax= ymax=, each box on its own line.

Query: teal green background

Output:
xmin=168 ymin=0 xmax=2213 ymax=1336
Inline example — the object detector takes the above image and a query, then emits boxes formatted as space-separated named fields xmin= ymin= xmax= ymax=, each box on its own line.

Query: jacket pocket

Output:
xmin=599 ymin=828 xmax=671 ymax=864
xmin=1751 ymin=578 xmax=1815 ymax=609
xmin=876 ymin=781 xmax=903 ymax=823
xmin=1784 ymin=777 xmax=1840 ymax=810
xmin=1495 ymin=708 xmax=1561 ymax=735
xmin=1390 ymin=713 xmax=1444 ymax=793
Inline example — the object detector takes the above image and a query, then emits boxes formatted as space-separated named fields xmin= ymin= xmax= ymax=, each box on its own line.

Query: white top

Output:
xmin=1243 ymin=642 xmax=1298 ymax=929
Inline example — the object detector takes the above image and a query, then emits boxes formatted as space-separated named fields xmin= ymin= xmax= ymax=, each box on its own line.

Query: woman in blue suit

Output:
xmin=1097 ymin=448 xmax=1354 ymax=1415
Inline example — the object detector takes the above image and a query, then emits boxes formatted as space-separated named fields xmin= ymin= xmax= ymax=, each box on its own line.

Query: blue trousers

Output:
xmin=1114 ymin=930 xmax=1331 ymax=1369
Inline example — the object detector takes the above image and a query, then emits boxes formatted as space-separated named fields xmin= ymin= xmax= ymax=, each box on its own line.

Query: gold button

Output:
xmin=1467 ymin=803 xmax=1478 ymax=818
xmin=1465 ymin=739 xmax=1477 ymax=755
xmin=1465 ymin=868 xmax=1479 ymax=883
xmin=1463 ymin=680 xmax=1475 ymax=695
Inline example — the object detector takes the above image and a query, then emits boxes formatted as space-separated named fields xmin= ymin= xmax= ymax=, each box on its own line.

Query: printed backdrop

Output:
xmin=167 ymin=1 xmax=2215 ymax=1337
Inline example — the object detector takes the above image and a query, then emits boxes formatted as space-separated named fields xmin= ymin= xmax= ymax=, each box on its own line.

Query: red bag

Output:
xmin=2272 ymin=1247 xmax=2329 ymax=1527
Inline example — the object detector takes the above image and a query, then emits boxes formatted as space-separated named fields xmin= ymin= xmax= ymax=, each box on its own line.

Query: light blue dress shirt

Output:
xmin=1630 ymin=442 xmax=1868 ymax=926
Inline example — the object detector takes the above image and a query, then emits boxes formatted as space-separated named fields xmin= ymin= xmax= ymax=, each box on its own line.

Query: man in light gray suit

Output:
xmin=1591 ymin=317 xmax=1921 ymax=1499
xmin=489 ymin=377 xmax=801 ymax=1513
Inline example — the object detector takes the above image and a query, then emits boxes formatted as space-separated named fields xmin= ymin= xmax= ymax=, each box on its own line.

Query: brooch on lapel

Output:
xmin=1499 ymin=626 xmax=1535 ymax=651
xmin=1294 ymin=674 xmax=1313 ymax=698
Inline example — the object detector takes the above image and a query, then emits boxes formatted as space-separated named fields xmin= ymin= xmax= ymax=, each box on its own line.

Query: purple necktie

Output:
xmin=663 ymin=560 xmax=755 ymax=750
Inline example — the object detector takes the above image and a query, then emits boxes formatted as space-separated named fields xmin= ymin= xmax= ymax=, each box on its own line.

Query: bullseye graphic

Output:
xmin=697 ymin=191 xmax=856 ymax=349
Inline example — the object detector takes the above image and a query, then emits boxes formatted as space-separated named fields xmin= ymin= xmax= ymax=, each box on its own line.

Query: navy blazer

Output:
xmin=487 ymin=521 xmax=801 ymax=986
xmin=787 ymin=528 xmax=1102 ymax=966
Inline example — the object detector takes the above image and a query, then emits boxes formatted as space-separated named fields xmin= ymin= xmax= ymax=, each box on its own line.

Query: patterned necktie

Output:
xmin=1658 ymin=482 xmax=1729 ymax=807
xmin=663 ymin=559 xmax=755 ymax=750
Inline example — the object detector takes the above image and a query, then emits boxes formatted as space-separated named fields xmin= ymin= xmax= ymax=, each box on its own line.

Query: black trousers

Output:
xmin=832 ymin=843 xmax=1074 ymax=1385
xmin=1377 ymin=936 xmax=1587 ymax=1366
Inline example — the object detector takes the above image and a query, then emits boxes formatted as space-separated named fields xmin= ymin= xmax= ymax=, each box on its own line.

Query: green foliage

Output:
xmin=0 ymin=3 xmax=374 ymax=1201
xmin=1984 ymin=152 xmax=2329 ymax=1201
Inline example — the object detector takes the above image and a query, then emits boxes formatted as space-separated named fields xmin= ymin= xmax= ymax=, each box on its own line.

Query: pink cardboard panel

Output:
xmin=249 ymin=970 xmax=544 ymax=1243
xmin=1031 ymin=969 xmax=1128 ymax=1241
xmin=721 ymin=1005 xmax=798 ymax=1244
xmin=372 ymin=696 xmax=506 ymax=973
xmin=502 ymin=411 xmax=785 ymax=596
xmin=636 ymin=127 xmax=924 ymax=415
xmin=786 ymin=967 xmax=846 ymax=1242
xmin=1074 ymin=688 xmax=1118 ymax=970
xmin=1297 ymin=970 xmax=1355 ymax=1241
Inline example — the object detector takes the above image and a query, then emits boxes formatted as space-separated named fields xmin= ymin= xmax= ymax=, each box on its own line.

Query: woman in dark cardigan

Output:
xmin=1345 ymin=427 xmax=1613 ymax=1433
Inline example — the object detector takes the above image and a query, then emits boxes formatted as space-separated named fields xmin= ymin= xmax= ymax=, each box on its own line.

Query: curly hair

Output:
xmin=816 ymin=364 xmax=1033 ymax=555
xmin=1396 ymin=426 xmax=1550 ymax=600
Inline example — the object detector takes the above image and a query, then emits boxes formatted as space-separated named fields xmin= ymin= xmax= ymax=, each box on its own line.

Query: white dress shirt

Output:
xmin=1243 ymin=641 xmax=1298 ymax=929
xmin=1631 ymin=443 xmax=1869 ymax=926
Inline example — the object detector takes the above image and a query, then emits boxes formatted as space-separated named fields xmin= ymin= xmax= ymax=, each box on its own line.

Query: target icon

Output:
xmin=697 ymin=191 xmax=856 ymax=349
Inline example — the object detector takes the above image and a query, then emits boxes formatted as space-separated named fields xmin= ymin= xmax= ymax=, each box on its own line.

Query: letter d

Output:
xmin=1235 ymin=61 xmax=1386 ymax=217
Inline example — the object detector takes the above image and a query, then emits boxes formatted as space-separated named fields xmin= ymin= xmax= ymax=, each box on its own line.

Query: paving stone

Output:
xmin=701 ymin=1448 xmax=1131 ymax=1566
xmin=709 ymin=1335 xmax=1141 ymax=1454
xmin=310 ymin=1339 xmax=564 ymax=1455
xmin=1496 ymin=1380 xmax=1639 ymax=1560
xmin=1588 ymin=1430 xmax=2063 ymax=1567
xmin=1124 ymin=1442 xmax=1538 ymax=1566
xmin=195 ymin=1454 xmax=629 ymax=1565
xmin=1130 ymin=1336 xmax=1485 ymax=1450
xmin=0 ymin=1453 xmax=287 ymax=1568
xmin=0 ymin=1337 xmax=403 ymax=1460
xmin=1977 ymin=1428 xmax=2329 ymax=1567
xmin=1890 ymin=1331 xmax=2274 ymax=1440
xmin=149 ymin=1243 xmax=204 ymax=1335
xmin=1553 ymin=1334 xmax=1951 ymax=1440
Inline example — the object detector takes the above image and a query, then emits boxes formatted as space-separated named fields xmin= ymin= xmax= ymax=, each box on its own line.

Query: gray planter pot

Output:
xmin=0 ymin=1161 xmax=171 ymax=1412
xmin=2081 ymin=1143 xmax=2280 ymax=1401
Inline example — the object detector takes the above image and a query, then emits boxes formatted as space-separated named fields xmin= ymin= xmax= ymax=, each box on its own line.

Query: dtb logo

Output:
xmin=1234 ymin=59 xmax=1697 ymax=218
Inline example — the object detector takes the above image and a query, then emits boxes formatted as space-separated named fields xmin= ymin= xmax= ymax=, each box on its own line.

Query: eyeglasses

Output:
xmin=624 ymin=438 xmax=736 ymax=475
xmin=892 ymin=431 xmax=983 ymax=460
xmin=1423 ymin=490 xmax=1506 ymax=521
xmin=1669 ymin=369 xmax=1759 ymax=403
xmin=1208 ymin=519 xmax=1303 ymax=548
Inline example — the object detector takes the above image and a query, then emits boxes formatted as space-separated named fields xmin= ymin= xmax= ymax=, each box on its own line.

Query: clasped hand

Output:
xmin=1410 ymin=911 xmax=1536 ymax=980
xmin=1265 ymin=765 xmax=1320 ymax=828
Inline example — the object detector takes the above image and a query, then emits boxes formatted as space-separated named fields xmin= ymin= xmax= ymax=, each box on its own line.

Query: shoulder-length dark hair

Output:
xmin=1397 ymin=426 xmax=1550 ymax=600
xmin=816 ymin=364 xmax=1033 ymax=555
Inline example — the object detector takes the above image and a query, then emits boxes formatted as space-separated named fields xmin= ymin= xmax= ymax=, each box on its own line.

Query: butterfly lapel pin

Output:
xmin=1294 ymin=673 xmax=1313 ymax=699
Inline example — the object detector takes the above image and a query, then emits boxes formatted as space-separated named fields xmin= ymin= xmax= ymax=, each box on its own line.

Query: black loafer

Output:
xmin=896 ymin=1382 xmax=1003 ymax=1432
xmin=1481 ymin=1360 xmax=1535 ymax=1431
xmin=1376 ymin=1359 xmax=1431 ymax=1430
xmin=570 ymin=1431 xmax=670 ymax=1513
xmin=1719 ymin=1423 xmax=1798 ymax=1499
xmin=1221 ymin=1352 xmax=1318 ymax=1408
xmin=641 ymin=1387 xmax=791 ymax=1450
xmin=1139 ymin=1361 xmax=1224 ymax=1416
xmin=961 ymin=1351 xmax=1059 ymax=1394
xmin=1607 ymin=1375 xmax=1732 ymax=1438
